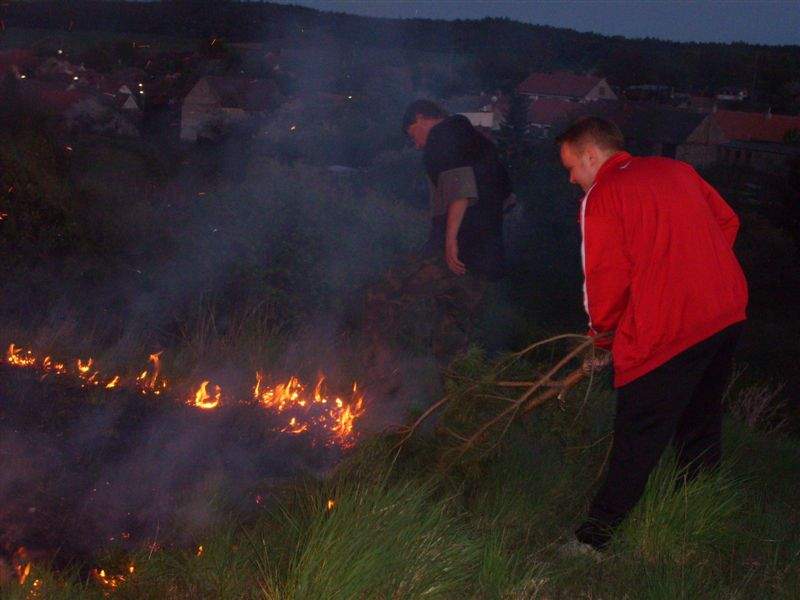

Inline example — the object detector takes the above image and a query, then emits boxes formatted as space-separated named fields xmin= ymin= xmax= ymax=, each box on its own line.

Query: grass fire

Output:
xmin=5 ymin=342 xmax=365 ymax=448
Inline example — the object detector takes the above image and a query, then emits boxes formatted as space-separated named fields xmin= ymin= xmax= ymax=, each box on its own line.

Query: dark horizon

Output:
xmin=271 ymin=0 xmax=800 ymax=47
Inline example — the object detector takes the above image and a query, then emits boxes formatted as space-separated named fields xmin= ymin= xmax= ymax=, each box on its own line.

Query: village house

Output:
xmin=542 ymin=101 xmax=725 ymax=165
xmin=715 ymin=87 xmax=748 ymax=102
xmin=10 ymin=78 xmax=139 ymax=136
xmin=527 ymin=98 xmax=585 ymax=136
xmin=446 ymin=93 xmax=508 ymax=131
xmin=180 ymin=76 xmax=279 ymax=141
xmin=517 ymin=71 xmax=617 ymax=103
xmin=710 ymin=108 xmax=800 ymax=173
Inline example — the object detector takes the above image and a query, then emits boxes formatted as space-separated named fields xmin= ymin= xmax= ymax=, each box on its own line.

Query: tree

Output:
xmin=495 ymin=92 xmax=533 ymax=173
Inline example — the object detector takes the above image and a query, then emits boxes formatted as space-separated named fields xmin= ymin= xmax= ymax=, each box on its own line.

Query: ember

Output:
xmin=91 ymin=563 xmax=134 ymax=590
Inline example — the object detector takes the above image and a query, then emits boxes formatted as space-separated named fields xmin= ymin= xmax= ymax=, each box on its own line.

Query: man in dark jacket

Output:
xmin=359 ymin=101 xmax=513 ymax=391
xmin=403 ymin=99 xmax=511 ymax=280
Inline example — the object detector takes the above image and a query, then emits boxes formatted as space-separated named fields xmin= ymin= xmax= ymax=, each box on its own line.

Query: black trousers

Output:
xmin=576 ymin=322 xmax=743 ymax=550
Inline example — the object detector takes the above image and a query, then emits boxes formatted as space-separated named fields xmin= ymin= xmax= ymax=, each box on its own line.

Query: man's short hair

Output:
xmin=555 ymin=116 xmax=625 ymax=152
xmin=402 ymin=99 xmax=448 ymax=134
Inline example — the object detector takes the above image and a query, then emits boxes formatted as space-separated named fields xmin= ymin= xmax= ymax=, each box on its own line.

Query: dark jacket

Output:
xmin=423 ymin=115 xmax=510 ymax=279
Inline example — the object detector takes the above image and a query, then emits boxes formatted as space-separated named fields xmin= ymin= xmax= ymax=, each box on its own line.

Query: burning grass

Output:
xmin=4 ymin=342 xmax=365 ymax=448
xmin=1 ymin=344 xmax=798 ymax=598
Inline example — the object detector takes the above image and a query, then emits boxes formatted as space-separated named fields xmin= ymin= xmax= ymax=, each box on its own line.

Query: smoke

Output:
xmin=0 ymin=364 xmax=343 ymax=561
xmin=0 ymin=5 xmax=585 ymax=566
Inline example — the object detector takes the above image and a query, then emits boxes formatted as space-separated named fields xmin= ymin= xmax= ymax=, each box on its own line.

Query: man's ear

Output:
xmin=584 ymin=144 xmax=600 ymax=167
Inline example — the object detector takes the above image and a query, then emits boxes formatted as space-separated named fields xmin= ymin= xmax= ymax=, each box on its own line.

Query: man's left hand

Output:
xmin=582 ymin=351 xmax=612 ymax=374
xmin=445 ymin=239 xmax=466 ymax=275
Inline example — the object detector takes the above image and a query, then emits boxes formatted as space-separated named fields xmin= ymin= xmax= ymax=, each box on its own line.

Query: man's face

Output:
xmin=406 ymin=116 xmax=434 ymax=150
xmin=560 ymin=142 xmax=599 ymax=193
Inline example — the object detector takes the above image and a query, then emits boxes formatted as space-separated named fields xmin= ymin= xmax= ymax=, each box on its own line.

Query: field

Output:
xmin=1 ymin=33 xmax=799 ymax=596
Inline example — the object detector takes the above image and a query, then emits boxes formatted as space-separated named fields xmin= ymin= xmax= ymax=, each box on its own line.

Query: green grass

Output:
xmin=2 ymin=350 xmax=799 ymax=599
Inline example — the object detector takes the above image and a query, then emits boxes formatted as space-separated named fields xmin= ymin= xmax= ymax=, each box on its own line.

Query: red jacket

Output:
xmin=580 ymin=152 xmax=748 ymax=387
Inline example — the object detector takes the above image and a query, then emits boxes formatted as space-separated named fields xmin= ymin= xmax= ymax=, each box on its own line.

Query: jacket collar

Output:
xmin=594 ymin=151 xmax=633 ymax=185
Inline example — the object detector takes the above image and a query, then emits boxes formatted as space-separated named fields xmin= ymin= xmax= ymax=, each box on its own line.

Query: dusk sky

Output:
xmin=272 ymin=0 xmax=800 ymax=46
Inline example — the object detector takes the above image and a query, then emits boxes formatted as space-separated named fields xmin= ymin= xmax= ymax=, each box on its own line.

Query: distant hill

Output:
xmin=2 ymin=1 xmax=799 ymax=110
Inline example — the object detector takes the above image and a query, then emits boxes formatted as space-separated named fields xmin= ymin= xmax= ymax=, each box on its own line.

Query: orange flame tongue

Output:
xmin=4 ymin=340 xmax=366 ymax=446
xmin=12 ymin=547 xmax=31 ymax=585
xmin=7 ymin=343 xmax=36 ymax=367
xmin=191 ymin=380 xmax=221 ymax=409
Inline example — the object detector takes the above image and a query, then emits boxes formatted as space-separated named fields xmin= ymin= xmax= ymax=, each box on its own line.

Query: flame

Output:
xmin=41 ymin=356 xmax=66 ymax=373
xmin=5 ymin=342 xmax=366 ymax=446
xmin=136 ymin=351 xmax=167 ymax=394
xmin=146 ymin=352 xmax=162 ymax=389
xmin=191 ymin=380 xmax=221 ymax=410
xmin=330 ymin=394 xmax=364 ymax=444
xmin=281 ymin=416 xmax=309 ymax=434
xmin=7 ymin=343 xmax=35 ymax=367
xmin=254 ymin=373 xmax=365 ymax=446
xmin=196 ymin=545 xmax=204 ymax=557
xmin=326 ymin=498 xmax=335 ymax=511
xmin=91 ymin=563 xmax=134 ymax=589
xmin=12 ymin=547 xmax=31 ymax=585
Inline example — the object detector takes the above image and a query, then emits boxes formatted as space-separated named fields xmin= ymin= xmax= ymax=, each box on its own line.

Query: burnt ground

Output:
xmin=0 ymin=364 xmax=345 ymax=568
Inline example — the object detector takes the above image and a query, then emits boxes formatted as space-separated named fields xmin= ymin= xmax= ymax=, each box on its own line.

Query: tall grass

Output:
xmin=613 ymin=453 xmax=743 ymax=564
xmin=257 ymin=479 xmax=481 ymax=599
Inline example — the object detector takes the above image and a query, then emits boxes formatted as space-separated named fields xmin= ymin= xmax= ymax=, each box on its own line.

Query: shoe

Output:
xmin=558 ymin=537 xmax=603 ymax=563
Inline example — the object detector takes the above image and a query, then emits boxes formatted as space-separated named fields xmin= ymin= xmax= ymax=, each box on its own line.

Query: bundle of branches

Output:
xmin=396 ymin=333 xmax=611 ymax=470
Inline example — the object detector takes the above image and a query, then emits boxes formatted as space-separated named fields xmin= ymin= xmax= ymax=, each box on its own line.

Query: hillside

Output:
xmin=2 ymin=1 xmax=799 ymax=110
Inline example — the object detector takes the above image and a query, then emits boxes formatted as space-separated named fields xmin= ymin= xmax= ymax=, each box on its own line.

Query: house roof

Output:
xmin=527 ymin=98 xmax=583 ymax=126
xmin=553 ymin=101 xmax=707 ymax=145
xmin=713 ymin=109 xmax=800 ymax=143
xmin=445 ymin=93 xmax=507 ymax=114
xmin=723 ymin=140 xmax=800 ymax=157
xmin=15 ymin=79 xmax=94 ymax=113
xmin=203 ymin=76 xmax=279 ymax=111
xmin=517 ymin=72 xmax=603 ymax=98
xmin=619 ymin=105 xmax=708 ymax=145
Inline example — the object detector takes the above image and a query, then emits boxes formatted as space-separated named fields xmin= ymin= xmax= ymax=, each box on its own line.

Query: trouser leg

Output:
xmin=672 ymin=323 xmax=743 ymax=478
xmin=576 ymin=373 xmax=692 ymax=549
xmin=575 ymin=327 xmax=739 ymax=550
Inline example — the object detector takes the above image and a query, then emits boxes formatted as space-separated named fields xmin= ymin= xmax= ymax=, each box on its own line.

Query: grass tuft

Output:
xmin=258 ymin=479 xmax=481 ymax=599
xmin=614 ymin=453 xmax=743 ymax=564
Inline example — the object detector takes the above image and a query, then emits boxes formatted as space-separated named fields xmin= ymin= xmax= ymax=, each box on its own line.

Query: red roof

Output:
xmin=713 ymin=109 xmax=800 ymax=143
xmin=527 ymin=98 xmax=583 ymax=126
xmin=16 ymin=80 xmax=93 ymax=112
xmin=517 ymin=71 xmax=603 ymax=99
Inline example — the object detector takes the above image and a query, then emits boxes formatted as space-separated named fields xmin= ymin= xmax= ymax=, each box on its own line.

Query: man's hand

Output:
xmin=445 ymin=238 xmax=466 ymax=275
xmin=582 ymin=351 xmax=611 ymax=374
xmin=445 ymin=198 xmax=469 ymax=275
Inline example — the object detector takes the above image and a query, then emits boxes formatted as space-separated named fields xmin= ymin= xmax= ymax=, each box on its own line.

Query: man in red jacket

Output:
xmin=556 ymin=117 xmax=748 ymax=554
